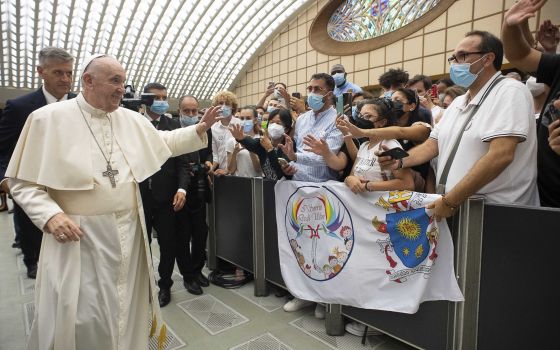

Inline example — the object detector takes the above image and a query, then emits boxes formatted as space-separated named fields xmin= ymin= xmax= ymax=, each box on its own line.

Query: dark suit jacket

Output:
xmin=183 ymin=129 xmax=213 ymax=205
xmin=139 ymin=116 xmax=189 ymax=203
xmin=0 ymin=88 xmax=76 ymax=178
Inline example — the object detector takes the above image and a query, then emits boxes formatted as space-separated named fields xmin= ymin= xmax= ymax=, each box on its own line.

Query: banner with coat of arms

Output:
xmin=275 ymin=180 xmax=464 ymax=314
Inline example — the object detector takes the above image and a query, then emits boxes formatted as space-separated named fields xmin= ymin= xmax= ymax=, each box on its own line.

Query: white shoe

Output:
xmin=283 ymin=298 xmax=314 ymax=312
xmin=345 ymin=321 xmax=383 ymax=336
xmin=314 ymin=304 xmax=325 ymax=319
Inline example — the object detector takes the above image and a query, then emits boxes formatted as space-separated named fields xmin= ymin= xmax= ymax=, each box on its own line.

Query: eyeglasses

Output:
xmin=306 ymin=86 xmax=327 ymax=94
xmin=358 ymin=113 xmax=385 ymax=123
xmin=447 ymin=51 xmax=487 ymax=64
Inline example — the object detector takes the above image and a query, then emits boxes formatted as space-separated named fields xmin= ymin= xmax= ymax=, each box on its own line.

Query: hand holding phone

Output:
xmin=379 ymin=147 xmax=409 ymax=159
xmin=277 ymin=158 xmax=289 ymax=167
xmin=430 ymin=84 xmax=439 ymax=99
xmin=292 ymin=92 xmax=301 ymax=99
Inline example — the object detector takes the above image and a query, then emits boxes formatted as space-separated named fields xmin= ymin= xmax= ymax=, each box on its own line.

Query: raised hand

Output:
xmin=504 ymin=0 xmax=547 ymax=26
xmin=337 ymin=117 xmax=365 ymax=138
xmin=290 ymin=96 xmax=306 ymax=114
xmin=278 ymin=134 xmax=296 ymax=161
xmin=260 ymin=130 xmax=274 ymax=152
xmin=375 ymin=145 xmax=401 ymax=171
xmin=229 ymin=123 xmax=245 ymax=141
xmin=537 ymin=19 xmax=560 ymax=53
xmin=303 ymin=134 xmax=329 ymax=156
xmin=197 ymin=105 xmax=221 ymax=135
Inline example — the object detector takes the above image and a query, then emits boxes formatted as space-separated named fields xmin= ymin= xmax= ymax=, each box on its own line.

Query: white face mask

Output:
xmin=526 ymin=76 xmax=546 ymax=97
xmin=267 ymin=123 xmax=285 ymax=140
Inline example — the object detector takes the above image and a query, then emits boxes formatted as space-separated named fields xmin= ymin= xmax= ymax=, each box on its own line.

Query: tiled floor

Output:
xmin=0 ymin=207 xmax=415 ymax=350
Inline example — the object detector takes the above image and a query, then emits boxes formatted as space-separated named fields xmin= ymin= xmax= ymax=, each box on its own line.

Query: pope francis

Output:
xmin=5 ymin=54 xmax=221 ymax=350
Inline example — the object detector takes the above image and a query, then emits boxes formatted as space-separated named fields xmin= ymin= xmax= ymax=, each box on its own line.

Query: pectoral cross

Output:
xmin=102 ymin=163 xmax=119 ymax=188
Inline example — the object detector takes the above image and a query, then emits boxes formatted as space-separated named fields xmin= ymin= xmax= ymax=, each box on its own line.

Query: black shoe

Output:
xmin=184 ymin=280 xmax=203 ymax=295
xmin=274 ymin=287 xmax=288 ymax=298
xmin=158 ymin=288 xmax=171 ymax=307
xmin=12 ymin=241 xmax=21 ymax=249
xmin=196 ymin=273 xmax=210 ymax=287
xmin=27 ymin=265 xmax=37 ymax=279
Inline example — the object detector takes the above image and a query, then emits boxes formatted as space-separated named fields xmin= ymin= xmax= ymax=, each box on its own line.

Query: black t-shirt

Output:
xmin=398 ymin=107 xmax=433 ymax=179
xmin=536 ymin=53 xmax=560 ymax=208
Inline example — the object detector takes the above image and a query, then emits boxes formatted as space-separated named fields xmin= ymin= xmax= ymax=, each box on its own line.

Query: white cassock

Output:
xmin=6 ymin=93 xmax=207 ymax=350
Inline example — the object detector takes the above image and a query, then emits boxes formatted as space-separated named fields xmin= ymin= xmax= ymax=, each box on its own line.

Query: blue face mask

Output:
xmin=382 ymin=91 xmax=393 ymax=99
xmin=180 ymin=115 xmax=198 ymax=127
xmin=307 ymin=92 xmax=325 ymax=111
xmin=332 ymin=72 xmax=345 ymax=87
xmin=242 ymin=120 xmax=254 ymax=133
xmin=450 ymin=54 xmax=487 ymax=88
xmin=150 ymin=100 xmax=169 ymax=115
xmin=221 ymin=105 xmax=232 ymax=118
xmin=267 ymin=105 xmax=277 ymax=113
xmin=351 ymin=105 xmax=358 ymax=120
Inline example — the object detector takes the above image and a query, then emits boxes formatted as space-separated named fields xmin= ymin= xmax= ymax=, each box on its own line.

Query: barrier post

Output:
xmin=252 ymin=177 xmax=268 ymax=296
xmin=207 ymin=175 xmax=218 ymax=270
xmin=325 ymin=303 xmax=345 ymax=336
xmin=451 ymin=197 xmax=485 ymax=350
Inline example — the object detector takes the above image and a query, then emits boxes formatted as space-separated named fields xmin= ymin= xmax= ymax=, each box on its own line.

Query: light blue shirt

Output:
xmin=334 ymin=81 xmax=363 ymax=97
xmin=292 ymin=107 xmax=344 ymax=182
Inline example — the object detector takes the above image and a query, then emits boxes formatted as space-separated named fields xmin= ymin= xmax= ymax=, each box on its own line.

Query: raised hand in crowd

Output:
xmin=336 ymin=117 xmax=365 ymax=139
xmin=278 ymin=134 xmax=296 ymax=161
xmin=504 ymin=0 xmax=546 ymax=26
xmin=537 ymin=19 xmax=560 ymax=53
xmin=281 ymin=162 xmax=297 ymax=177
xmin=276 ymin=85 xmax=291 ymax=106
xmin=303 ymin=135 xmax=329 ymax=156
xmin=229 ymin=123 xmax=245 ymax=141
xmin=197 ymin=105 xmax=221 ymax=135
xmin=289 ymin=96 xmax=306 ymax=114
xmin=260 ymin=130 xmax=274 ymax=152
xmin=549 ymin=119 xmax=560 ymax=155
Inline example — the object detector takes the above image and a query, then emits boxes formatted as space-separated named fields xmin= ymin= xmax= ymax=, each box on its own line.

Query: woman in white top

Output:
xmin=226 ymin=106 xmax=263 ymax=177
xmin=344 ymin=98 xmax=415 ymax=194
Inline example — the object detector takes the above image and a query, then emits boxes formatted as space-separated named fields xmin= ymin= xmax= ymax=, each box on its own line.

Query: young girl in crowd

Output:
xmin=226 ymin=106 xmax=263 ymax=177
xmin=342 ymin=98 xmax=415 ymax=194
xmin=229 ymin=109 xmax=293 ymax=180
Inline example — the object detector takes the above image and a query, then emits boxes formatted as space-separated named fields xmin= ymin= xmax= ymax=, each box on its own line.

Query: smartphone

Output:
xmin=430 ymin=84 xmax=439 ymax=99
xmin=379 ymin=147 xmax=409 ymax=159
xmin=336 ymin=95 xmax=344 ymax=114
xmin=342 ymin=92 xmax=353 ymax=118
xmin=278 ymin=158 xmax=289 ymax=167
xmin=292 ymin=92 xmax=301 ymax=99
xmin=269 ymin=81 xmax=275 ymax=87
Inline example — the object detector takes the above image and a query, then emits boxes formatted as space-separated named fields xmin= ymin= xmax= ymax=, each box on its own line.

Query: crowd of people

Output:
xmin=0 ymin=0 xmax=558 ymax=348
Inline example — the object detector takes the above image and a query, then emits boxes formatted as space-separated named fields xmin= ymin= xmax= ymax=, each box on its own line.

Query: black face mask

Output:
xmin=355 ymin=117 xmax=375 ymax=129
xmin=392 ymin=100 xmax=405 ymax=118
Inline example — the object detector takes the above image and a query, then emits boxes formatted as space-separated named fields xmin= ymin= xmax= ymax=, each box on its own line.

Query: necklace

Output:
xmin=76 ymin=100 xmax=119 ymax=188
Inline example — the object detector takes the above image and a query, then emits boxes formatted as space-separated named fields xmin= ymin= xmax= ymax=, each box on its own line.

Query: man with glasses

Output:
xmin=380 ymin=30 xmax=539 ymax=220
xmin=278 ymin=73 xmax=344 ymax=317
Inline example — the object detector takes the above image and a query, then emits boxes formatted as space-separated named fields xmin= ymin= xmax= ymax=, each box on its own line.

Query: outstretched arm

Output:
xmin=502 ymin=0 xmax=546 ymax=73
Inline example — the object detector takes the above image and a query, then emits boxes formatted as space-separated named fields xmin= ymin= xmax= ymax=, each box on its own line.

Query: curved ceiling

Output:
xmin=0 ymin=0 xmax=311 ymax=100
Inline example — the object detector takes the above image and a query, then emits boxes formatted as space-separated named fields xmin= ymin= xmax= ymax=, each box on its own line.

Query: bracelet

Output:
xmin=441 ymin=194 xmax=458 ymax=210
xmin=364 ymin=180 xmax=370 ymax=192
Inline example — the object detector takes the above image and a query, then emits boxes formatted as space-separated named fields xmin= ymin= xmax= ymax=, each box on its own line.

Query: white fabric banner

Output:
xmin=275 ymin=180 xmax=464 ymax=314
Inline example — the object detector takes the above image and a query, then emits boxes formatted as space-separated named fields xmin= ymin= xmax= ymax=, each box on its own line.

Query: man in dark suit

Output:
xmin=0 ymin=47 xmax=75 ymax=279
xmin=177 ymin=95 xmax=213 ymax=295
xmin=139 ymin=82 xmax=190 ymax=307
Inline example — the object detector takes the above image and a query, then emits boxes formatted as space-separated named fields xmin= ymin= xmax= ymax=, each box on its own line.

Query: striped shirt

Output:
xmin=293 ymin=107 xmax=344 ymax=182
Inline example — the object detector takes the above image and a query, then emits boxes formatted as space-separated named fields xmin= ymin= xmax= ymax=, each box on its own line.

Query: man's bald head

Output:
xmin=81 ymin=56 xmax=126 ymax=113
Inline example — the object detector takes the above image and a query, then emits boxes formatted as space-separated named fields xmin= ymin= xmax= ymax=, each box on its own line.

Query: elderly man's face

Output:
xmin=83 ymin=58 xmax=126 ymax=112
xmin=37 ymin=59 xmax=73 ymax=99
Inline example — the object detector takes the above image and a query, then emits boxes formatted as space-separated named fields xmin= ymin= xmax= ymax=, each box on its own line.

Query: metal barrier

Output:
xmin=207 ymin=175 xmax=560 ymax=349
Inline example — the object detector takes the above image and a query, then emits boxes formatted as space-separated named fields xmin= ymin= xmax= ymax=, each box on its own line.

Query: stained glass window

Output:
xmin=328 ymin=0 xmax=440 ymax=42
